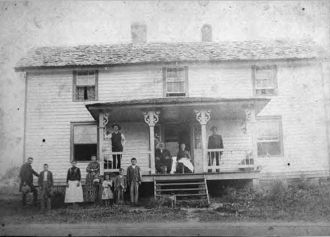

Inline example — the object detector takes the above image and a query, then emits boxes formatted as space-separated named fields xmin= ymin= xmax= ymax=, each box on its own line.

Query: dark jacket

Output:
xmin=38 ymin=170 xmax=54 ymax=189
xmin=19 ymin=163 xmax=39 ymax=185
xmin=155 ymin=148 xmax=172 ymax=166
xmin=66 ymin=167 xmax=81 ymax=183
xmin=127 ymin=165 xmax=142 ymax=184
xmin=208 ymin=134 xmax=224 ymax=149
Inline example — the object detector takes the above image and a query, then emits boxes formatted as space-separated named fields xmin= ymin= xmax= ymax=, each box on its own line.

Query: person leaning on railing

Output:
xmin=207 ymin=126 xmax=224 ymax=173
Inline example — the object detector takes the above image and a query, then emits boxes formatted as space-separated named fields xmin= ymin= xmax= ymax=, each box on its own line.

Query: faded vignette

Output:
xmin=0 ymin=0 xmax=330 ymax=236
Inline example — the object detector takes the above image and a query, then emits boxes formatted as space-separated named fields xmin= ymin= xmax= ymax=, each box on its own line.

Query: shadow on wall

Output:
xmin=0 ymin=166 xmax=20 ymax=194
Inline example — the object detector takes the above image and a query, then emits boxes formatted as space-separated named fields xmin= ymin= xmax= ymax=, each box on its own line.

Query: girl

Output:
xmin=101 ymin=174 xmax=114 ymax=207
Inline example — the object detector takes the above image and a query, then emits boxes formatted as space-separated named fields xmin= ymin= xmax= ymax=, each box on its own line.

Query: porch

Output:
xmin=85 ymin=97 xmax=269 ymax=180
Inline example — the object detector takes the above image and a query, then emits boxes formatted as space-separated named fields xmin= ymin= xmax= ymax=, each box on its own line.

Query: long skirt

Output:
xmin=65 ymin=180 xmax=83 ymax=203
xmin=85 ymin=173 xmax=99 ymax=202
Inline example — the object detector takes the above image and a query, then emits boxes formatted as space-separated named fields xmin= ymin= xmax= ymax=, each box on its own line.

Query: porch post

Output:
xmin=143 ymin=111 xmax=160 ymax=174
xmin=245 ymin=106 xmax=258 ymax=161
xmin=194 ymin=109 xmax=211 ymax=173
xmin=99 ymin=112 xmax=109 ymax=176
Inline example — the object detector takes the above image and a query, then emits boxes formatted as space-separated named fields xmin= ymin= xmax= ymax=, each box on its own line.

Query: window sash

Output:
xmin=165 ymin=67 xmax=186 ymax=94
xmin=73 ymin=124 xmax=97 ymax=144
xmin=254 ymin=66 xmax=277 ymax=92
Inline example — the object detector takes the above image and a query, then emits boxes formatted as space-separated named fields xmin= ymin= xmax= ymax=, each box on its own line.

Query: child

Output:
xmin=38 ymin=164 xmax=53 ymax=212
xmin=114 ymin=168 xmax=127 ymax=204
xmin=101 ymin=174 xmax=114 ymax=207
xmin=127 ymin=157 xmax=142 ymax=205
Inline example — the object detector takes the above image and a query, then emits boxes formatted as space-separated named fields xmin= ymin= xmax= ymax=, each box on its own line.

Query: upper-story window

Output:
xmin=73 ymin=70 xmax=98 ymax=101
xmin=257 ymin=116 xmax=283 ymax=157
xmin=253 ymin=65 xmax=278 ymax=96
xmin=163 ymin=67 xmax=188 ymax=97
xmin=201 ymin=24 xmax=212 ymax=42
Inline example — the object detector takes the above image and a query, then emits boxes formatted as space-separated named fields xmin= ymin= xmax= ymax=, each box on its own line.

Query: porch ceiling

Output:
xmin=85 ymin=97 xmax=270 ymax=122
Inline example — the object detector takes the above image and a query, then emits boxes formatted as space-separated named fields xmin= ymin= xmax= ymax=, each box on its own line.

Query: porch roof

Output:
xmin=86 ymin=97 xmax=270 ymax=122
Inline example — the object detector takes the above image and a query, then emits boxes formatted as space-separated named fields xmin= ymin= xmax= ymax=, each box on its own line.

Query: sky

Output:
xmin=0 ymin=0 xmax=329 ymax=175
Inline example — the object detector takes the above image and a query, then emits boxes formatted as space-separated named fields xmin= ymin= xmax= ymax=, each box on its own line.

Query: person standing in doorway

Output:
xmin=19 ymin=157 xmax=39 ymax=207
xmin=208 ymin=126 xmax=224 ymax=173
xmin=38 ymin=164 xmax=53 ymax=212
xmin=108 ymin=123 xmax=125 ymax=169
xmin=127 ymin=158 xmax=142 ymax=206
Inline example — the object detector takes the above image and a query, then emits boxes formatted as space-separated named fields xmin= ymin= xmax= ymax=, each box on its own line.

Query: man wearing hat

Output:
xmin=108 ymin=123 xmax=126 ymax=169
xmin=19 ymin=157 xmax=39 ymax=206
xmin=208 ymin=126 xmax=224 ymax=173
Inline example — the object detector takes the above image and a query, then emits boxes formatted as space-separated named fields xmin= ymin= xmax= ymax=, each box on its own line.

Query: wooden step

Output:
xmin=156 ymin=182 xmax=205 ymax=186
xmin=156 ymin=187 xmax=206 ymax=192
xmin=156 ymin=193 xmax=207 ymax=197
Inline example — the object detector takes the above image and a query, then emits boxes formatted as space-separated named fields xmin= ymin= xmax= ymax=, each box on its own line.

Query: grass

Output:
xmin=195 ymin=178 xmax=330 ymax=222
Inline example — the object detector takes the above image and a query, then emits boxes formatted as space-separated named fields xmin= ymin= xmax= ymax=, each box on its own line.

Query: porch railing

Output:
xmin=103 ymin=151 xmax=152 ymax=175
xmin=207 ymin=149 xmax=258 ymax=173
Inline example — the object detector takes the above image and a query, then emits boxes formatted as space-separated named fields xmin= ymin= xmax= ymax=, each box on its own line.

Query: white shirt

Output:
xmin=44 ymin=171 xmax=48 ymax=181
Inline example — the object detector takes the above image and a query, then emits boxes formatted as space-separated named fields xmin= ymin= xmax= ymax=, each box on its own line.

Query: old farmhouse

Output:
xmin=15 ymin=25 xmax=330 ymax=201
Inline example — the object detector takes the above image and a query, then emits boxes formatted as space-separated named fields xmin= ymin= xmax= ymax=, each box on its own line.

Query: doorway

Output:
xmin=163 ymin=123 xmax=191 ymax=158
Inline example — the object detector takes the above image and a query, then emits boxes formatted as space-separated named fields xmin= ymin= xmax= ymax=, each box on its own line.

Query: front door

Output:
xmin=164 ymin=123 xmax=191 ymax=159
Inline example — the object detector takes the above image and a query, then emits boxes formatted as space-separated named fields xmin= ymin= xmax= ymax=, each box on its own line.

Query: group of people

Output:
xmin=19 ymin=156 xmax=142 ymax=212
xmin=155 ymin=125 xmax=224 ymax=174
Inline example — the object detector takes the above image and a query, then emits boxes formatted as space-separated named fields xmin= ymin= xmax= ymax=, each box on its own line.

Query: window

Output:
xmin=73 ymin=70 xmax=98 ymax=101
xmin=257 ymin=117 xmax=283 ymax=157
xmin=71 ymin=123 xmax=97 ymax=162
xmin=201 ymin=24 xmax=212 ymax=42
xmin=253 ymin=65 xmax=277 ymax=96
xmin=163 ymin=67 xmax=188 ymax=97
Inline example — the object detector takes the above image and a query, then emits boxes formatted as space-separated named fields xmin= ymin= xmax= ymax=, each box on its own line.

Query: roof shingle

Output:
xmin=15 ymin=40 xmax=326 ymax=71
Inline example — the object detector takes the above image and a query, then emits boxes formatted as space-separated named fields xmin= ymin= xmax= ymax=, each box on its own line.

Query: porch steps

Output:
xmin=153 ymin=175 xmax=210 ymax=206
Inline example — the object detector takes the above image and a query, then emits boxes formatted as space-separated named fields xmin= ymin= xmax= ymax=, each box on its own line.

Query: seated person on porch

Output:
xmin=155 ymin=142 xmax=172 ymax=174
xmin=208 ymin=126 xmax=224 ymax=173
xmin=176 ymin=143 xmax=194 ymax=174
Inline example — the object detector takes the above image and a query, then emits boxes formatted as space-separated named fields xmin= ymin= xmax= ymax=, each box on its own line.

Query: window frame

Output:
xmin=252 ymin=65 xmax=278 ymax=96
xmin=72 ymin=70 xmax=98 ymax=102
xmin=162 ymin=66 xmax=189 ymax=97
xmin=201 ymin=24 xmax=212 ymax=42
xmin=256 ymin=116 xmax=284 ymax=158
xmin=70 ymin=121 xmax=99 ymax=163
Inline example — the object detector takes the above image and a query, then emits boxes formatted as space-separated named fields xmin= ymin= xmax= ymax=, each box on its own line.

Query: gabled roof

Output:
xmin=15 ymin=40 xmax=326 ymax=71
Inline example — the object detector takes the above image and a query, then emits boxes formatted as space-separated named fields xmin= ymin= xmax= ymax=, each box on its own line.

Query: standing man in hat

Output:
xmin=108 ymin=123 xmax=126 ymax=169
xmin=19 ymin=157 xmax=39 ymax=206
xmin=208 ymin=126 xmax=224 ymax=173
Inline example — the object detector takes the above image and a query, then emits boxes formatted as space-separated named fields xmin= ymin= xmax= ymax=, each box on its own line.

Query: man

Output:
xmin=208 ymin=126 xmax=224 ymax=173
xmin=155 ymin=142 xmax=172 ymax=174
xmin=127 ymin=157 xmax=142 ymax=205
xmin=108 ymin=123 xmax=126 ymax=169
xmin=19 ymin=157 xmax=39 ymax=206
xmin=38 ymin=164 xmax=53 ymax=212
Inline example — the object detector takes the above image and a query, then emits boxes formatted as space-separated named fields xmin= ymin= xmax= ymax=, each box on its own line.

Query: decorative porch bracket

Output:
xmin=143 ymin=111 xmax=160 ymax=174
xmin=194 ymin=109 xmax=211 ymax=173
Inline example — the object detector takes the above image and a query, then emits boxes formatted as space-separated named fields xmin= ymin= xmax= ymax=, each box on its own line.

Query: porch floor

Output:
xmin=143 ymin=171 xmax=260 ymax=182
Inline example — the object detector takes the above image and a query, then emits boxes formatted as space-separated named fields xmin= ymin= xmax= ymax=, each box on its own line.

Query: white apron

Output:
xmin=65 ymin=180 xmax=84 ymax=203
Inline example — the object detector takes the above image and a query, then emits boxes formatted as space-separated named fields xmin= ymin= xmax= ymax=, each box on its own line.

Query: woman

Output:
xmin=85 ymin=155 xmax=100 ymax=203
xmin=65 ymin=161 xmax=83 ymax=205
xmin=176 ymin=143 xmax=194 ymax=173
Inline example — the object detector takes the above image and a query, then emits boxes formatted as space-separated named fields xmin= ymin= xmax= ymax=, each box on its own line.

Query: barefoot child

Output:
xmin=114 ymin=168 xmax=127 ymax=204
xmin=101 ymin=174 xmax=114 ymax=207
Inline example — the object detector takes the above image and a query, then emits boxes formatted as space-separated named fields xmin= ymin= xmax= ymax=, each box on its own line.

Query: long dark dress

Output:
xmin=85 ymin=161 xmax=100 ymax=202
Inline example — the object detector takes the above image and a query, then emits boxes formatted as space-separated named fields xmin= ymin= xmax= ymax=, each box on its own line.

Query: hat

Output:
xmin=111 ymin=123 xmax=121 ymax=130
xmin=210 ymin=126 xmax=218 ymax=131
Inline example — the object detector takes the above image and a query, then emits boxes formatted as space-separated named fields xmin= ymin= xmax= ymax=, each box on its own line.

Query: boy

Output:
xmin=126 ymin=158 xmax=142 ymax=205
xmin=114 ymin=168 xmax=127 ymax=204
xmin=38 ymin=164 xmax=53 ymax=212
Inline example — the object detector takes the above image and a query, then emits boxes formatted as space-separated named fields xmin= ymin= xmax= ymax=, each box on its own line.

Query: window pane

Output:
xmin=87 ymin=87 xmax=96 ymax=100
xmin=74 ymin=125 xmax=97 ymax=144
xmin=76 ymin=87 xmax=85 ymax=100
xmin=167 ymin=82 xmax=184 ymax=93
xmin=257 ymin=120 xmax=280 ymax=140
xmin=257 ymin=142 xmax=281 ymax=156
xmin=76 ymin=72 xmax=95 ymax=86
xmin=74 ymin=144 xmax=97 ymax=161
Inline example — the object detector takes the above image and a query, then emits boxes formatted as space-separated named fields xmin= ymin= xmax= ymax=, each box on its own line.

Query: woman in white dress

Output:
xmin=65 ymin=161 xmax=83 ymax=205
